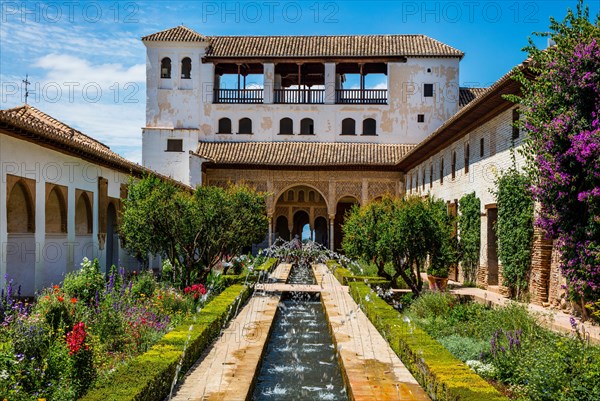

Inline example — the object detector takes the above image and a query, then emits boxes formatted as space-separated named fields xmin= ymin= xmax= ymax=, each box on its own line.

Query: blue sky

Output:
xmin=1 ymin=0 xmax=598 ymax=163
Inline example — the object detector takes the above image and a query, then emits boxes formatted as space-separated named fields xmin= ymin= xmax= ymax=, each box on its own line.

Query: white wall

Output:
xmin=0 ymin=134 xmax=142 ymax=296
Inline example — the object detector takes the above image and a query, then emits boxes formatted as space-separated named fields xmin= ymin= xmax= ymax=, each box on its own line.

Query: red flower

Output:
xmin=66 ymin=322 xmax=88 ymax=355
xmin=53 ymin=285 xmax=60 ymax=292
xmin=57 ymin=296 xmax=64 ymax=302
xmin=70 ymin=297 xmax=77 ymax=304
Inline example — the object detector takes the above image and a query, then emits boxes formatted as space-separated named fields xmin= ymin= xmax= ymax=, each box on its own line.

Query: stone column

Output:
xmin=263 ymin=63 xmax=274 ymax=104
xmin=267 ymin=216 xmax=273 ymax=246
xmin=329 ymin=215 xmax=335 ymax=251
xmin=324 ymin=62 xmax=336 ymax=104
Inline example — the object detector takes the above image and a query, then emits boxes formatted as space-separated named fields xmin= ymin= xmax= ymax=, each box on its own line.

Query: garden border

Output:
xmin=348 ymin=281 xmax=509 ymax=401
xmin=79 ymin=283 xmax=253 ymax=401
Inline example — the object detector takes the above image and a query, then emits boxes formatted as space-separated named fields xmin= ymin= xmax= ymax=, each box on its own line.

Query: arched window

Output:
xmin=429 ymin=164 xmax=433 ymax=188
xmin=362 ymin=118 xmax=376 ymax=135
xmin=46 ymin=187 xmax=67 ymax=233
xmin=287 ymin=190 xmax=294 ymax=201
xmin=75 ymin=192 xmax=93 ymax=235
xmin=298 ymin=190 xmax=305 ymax=202
xmin=160 ymin=57 xmax=171 ymax=79
xmin=7 ymin=181 xmax=34 ymax=233
xmin=341 ymin=118 xmax=356 ymax=135
xmin=451 ymin=151 xmax=457 ymax=180
xmin=238 ymin=118 xmax=252 ymax=134
xmin=181 ymin=57 xmax=192 ymax=79
xmin=279 ymin=118 xmax=293 ymax=135
xmin=300 ymin=118 xmax=314 ymax=135
xmin=464 ymin=143 xmax=470 ymax=174
xmin=309 ymin=191 xmax=315 ymax=202
xmin=440 ymin=158 xmax=445 ymax=185
xmin=218 ymin=118 xmax=232 ymax=134
xmin=422 ymin=168 xmax=426 ymax=191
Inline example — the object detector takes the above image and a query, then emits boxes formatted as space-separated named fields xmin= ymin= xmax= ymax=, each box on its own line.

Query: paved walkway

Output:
xmin=314 ymin=264 xmax=430 ymax=401
xmin=449 ymin=286 xmax=600 ymax=344
xmin=170 ymin=263 xmax=291 ymax=401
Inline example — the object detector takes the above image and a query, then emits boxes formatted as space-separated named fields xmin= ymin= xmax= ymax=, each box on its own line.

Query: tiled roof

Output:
xmin=195 ymin=141 xmax=415 ymax=167
xmin=459 ymin=87 xmax=488 ymax=108
xmin=142 ymin=25 xmax=208 ymax=42
xmin=0 ymin=105 xmax=190 ymax=189
xmin=143 ymin=26 xmax=464 ymax=58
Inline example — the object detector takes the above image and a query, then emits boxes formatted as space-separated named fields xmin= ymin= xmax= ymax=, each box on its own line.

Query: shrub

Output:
xmin=458 ymin=193 xmax=481 ymax=284
xmin=408 ymin=291 xmax=454 ymax=319
xmin=62 ymin=258 xmax=105 ymax=304
xmin=131 ymin=271 xmax=157 ymax=299
xmin=438 ymin=334 xmax=489 ymax=362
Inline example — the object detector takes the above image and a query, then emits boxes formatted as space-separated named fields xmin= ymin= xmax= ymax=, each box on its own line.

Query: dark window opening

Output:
xmin=300 ymin=118 xmax=314 ymax=135
xmin=429 ymin=165 xmax=433 ymax=188
xmin=417 ymin=114 xmax=425 ymax=123
xmin=279 ymin=118 xmax=293 ymax=135
xmin=341 ymin=118 xmax=356 ymax=135
xmin=181 ymin=57 xmax=192 ymax=79
xmin=239 ymin=118 xmax=252 ymax=134
xmin=166 ymin=139 xmax=183 ymax=152
xmin=218 ymin=118 xmax=232 ymax=134
xmin=362 ymin=118 xmax=377 ymax=135
xmin=451 ymin=151 xmax=457 ymax=180
xmin=465 ymin=143 xmax=470 ymax=173
xmin=424 ymin=83 xmax=434 ymax=97
xmin=512 ymin=108 xmax=520 ymax=140
xmin=440 ymin=158 xmax=444 ymax=185
xmin=480 ymin=137 xmax=485 ymax=157
xmin=161 ymin=57 xmax=171 ymax=79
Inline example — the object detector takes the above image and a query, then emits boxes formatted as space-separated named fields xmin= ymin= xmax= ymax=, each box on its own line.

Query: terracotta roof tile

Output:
xmin=142 ymin=25 xmax=208 ymax=42
xmin=195 ymin=141 xmax=415 ymax=167
xmin=143 ymin=26 xmax=463 ymax=58
xmin=459 ymin=87 xmax=488 ymax=108
xmin=0 ymin=105 xmax=190 ymax=189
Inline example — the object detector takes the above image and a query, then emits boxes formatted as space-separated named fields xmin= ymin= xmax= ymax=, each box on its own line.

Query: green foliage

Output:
xmin=121 ymin=176 xmax=268 ymax=285
xmin=342 ymin=196 xmax=454 ymax=295
xmin=325 ymin=260 xmax=390 ymax=287
xmin=348 ymin=282 xmax=508 ymax=401
xmin=458 ymin=193 xmax=481 ymax=284
xmin=62 ymin=257 xmax=105 ymax=304
xmin=408 ymin=291 xmax=455 ymax=319
xmin=131 ymin=271 xmax=157 ymax=299
xmin=492 ymin=168 xmax=534 ymax=298
xmin=80 ymin=284 xmax=252 ymax=401
xmin=438 ymin=335 xmax=489 ymax=362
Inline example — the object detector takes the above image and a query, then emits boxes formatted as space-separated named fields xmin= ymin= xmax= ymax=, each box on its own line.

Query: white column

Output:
xmin=329 ymin=215 xmax=335 ymax=251
xmin=324 ymin=62 xmax=336 ymax=104
xmin=34 ymin=180 xmax=45 ymax=292
xmin=263 ymin=63 xmax=274 ymax=104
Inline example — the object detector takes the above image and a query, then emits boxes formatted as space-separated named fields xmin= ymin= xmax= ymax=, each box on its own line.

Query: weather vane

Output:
xmin=22 ymin=74 xmax=30 ymax=104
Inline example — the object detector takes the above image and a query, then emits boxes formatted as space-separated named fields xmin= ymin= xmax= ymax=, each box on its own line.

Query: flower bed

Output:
xmin=80 ymin=283 xmax=252 ymax=401
xmin=348 ymin=282 xmax=508 ymax=401
xmin=0 ymin=258 xmax=228 ymax=401
xmin=325 ymin=260 xmax=390 ymax=287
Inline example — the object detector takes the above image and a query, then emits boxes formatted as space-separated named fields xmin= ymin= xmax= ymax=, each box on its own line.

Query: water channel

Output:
xmin=251 ymin=261 xmax=348 ymax=401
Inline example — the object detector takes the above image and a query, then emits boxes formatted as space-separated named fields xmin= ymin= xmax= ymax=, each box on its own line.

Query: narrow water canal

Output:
xmin=251 ymin=262 xmax=348 ymax=401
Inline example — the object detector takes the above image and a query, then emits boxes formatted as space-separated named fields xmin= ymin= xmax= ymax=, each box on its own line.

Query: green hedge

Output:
xmin=348 ymin=282 xmax=508 ymax=401
xmin=326 ymin=260 xmax=390 ymax=287
xmin=221 ymin=258 xmax=279 ymax=285
xmin=80 ymin=284 xmax=252 ymax=401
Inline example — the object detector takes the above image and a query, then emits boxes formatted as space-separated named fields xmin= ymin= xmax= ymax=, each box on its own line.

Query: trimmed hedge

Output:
xmin=80 ymin=284 xmax=252 ymax=401
xmin=326 ymin=260 xmax=390 ymax=287
xmin=348 ymin=282 xmax=508 ymax=401
xmin=221 ymin=257 xmax=279 ymax=285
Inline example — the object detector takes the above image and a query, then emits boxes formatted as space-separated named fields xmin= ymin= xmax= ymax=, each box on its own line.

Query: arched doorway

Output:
xmin=314 ymin=216 xmax=328 ymax=246
xmin=6 ymin=179 xmax=36 ymax=296
xmin=334 ymin=196 xmax=360 ymax=251
xmin=44 ymin=185 xmax=68 ymax=288
xmin=273 ymin=184 xmax=329 ymax=244
xmin=106 ymin=202 xmax=117 ymax=272
xmin=275 ymin=215 xmax=290 ymax=241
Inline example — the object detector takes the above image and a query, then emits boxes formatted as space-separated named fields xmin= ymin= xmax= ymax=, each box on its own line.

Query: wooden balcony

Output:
xmin=213 ymin=89 xmax=263 ymax=104
xmin=274 ymin=88 xmax=324 ymax=104
xmin=335 ymin=89 xmax=387 ymax=104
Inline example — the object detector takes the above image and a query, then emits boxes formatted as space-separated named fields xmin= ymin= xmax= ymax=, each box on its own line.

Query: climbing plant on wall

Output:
xmin=508 ymin=1 xmax=600 ymax=310
xmin=492 ymin=168 xmax=534 ymax=299
xmin=458 ymin=192 xmax=481 ymax=285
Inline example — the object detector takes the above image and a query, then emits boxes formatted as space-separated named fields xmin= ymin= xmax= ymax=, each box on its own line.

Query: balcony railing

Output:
xmin=274 ymin=88 xmax=324 ymax=104
xmin=335 ymin=89 xmax=387 ymax=104
xmin=213 ymin=89 xmax=263 ymax=104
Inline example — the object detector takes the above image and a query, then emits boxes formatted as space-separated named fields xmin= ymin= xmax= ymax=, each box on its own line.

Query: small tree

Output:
xmin=492 ymin=168 xmax=534 ymax=299
xmin=458 ymin=192 xmax=481 ymax=284
xmin=121 ymin=176 xmax=268 ymax=285
xmin=342 ymin=197 xmax=394 ymax=282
